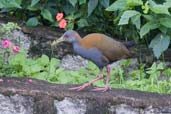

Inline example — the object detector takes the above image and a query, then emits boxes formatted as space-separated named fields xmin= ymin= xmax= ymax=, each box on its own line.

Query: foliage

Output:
xmin=1 ymin=49 xmax=171 ymax=94
xmin=0 ymin=22 xmax=21 ymax=35
xmin=0 ymin=0 xmax=113 ymax=33
xmin=106 ymin=0 xmax=171 ymax=59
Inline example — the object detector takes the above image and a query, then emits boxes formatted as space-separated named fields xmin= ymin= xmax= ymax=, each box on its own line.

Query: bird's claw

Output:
xmin=69 ymin=83 xmax=91 ymax=91
xmin=92 ymin=86 xmax=111 ymax=92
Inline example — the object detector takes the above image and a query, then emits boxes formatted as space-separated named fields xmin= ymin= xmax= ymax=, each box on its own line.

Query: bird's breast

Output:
xmin=73 ymin=43 xmax=109 ymax=69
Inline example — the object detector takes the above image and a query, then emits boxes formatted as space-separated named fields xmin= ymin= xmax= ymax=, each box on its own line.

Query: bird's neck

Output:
xmin=72 ymin=35 xmax=82 ymax=45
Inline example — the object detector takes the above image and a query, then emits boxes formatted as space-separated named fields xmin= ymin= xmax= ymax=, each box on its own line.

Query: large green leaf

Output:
xmin=69 ymin=0 xmax=77 ymax=7
xmin=26 ymin=17 xmax=39 ymax=27
xmin=149 ymin=33 xmax=170 ymax=59
xmin=140 ymin=22 xmax=159 ymax=38
xmin=41 ymin=9 xmax=54 ymax=22
xmin=159 ymin=18 xmax=171 ymax=28
xmin=106 ymin=0 xmax=126 ymax=11
xmin=118 ymin=10 xmax=140 ymax=25
xmin=88 ymin=0 xmax=98 ymax=16
xmin=149 ymin=0 xmax=170 ymax=15
xmin=31 ymin=0 xmax=40 ymax=7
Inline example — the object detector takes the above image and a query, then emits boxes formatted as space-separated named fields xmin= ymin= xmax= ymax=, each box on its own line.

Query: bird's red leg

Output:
xmin=69 ymin=71 xmax=103 ymax=91
xmin=92 ymin=65 xmax=111 ymax=92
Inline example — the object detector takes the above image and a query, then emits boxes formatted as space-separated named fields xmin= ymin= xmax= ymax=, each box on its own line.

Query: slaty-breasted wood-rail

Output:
xmin=52 ymin=30 xmax=134 ymax=92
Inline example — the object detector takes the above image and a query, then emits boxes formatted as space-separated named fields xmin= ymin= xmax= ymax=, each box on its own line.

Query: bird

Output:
xmin=51 ymin=30 xmax=134 ymax=92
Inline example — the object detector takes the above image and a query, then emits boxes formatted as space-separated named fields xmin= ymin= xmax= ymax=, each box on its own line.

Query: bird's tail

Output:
xmin=122 ymin=41 xmax=135 ymax=49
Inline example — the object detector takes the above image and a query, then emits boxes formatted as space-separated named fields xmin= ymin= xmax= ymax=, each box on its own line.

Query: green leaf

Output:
xmin=126 ymin=0 xmax=143 ymax=7
xmin=0 ymin=0 xmax=22 ymax=8
xmin=106 ymin=0 xmax=127 ymax=11
xmin=88 ymin=0 xmax=98 ymax=16
xmin=50 ymin=58 xmax=60 ymax=66
xmin=0 ymin=2 xmax=3 ymax=8
xmin=142 ymin=1 xmax=149 ymax=14
xmin=31 ymin=0 xmax=40 ymax=7
xmin=30 ymin=64 xmax=42 ymax=73
xmin=164 ymin=0 xmax=171 ymax=8
xmin=100 ymin=0 xmax=109 ymax=8
xmin=69 ymin=0 xmax=77 ymax=7
xmin=131 ymin=14 xmax=141 ymax=29
xmin=142 ymin=15 xmax=155 ymax=21
xmin=49 ymin=58 xmax=60 ymax=74
xmin=149 ymin=33 xmax=170 ymax=59
xmin=118 ymin=10 xmax=140 ymax=25
xmin=77 ymin=19 xmax=88 ymax=28
xmin=26 ymin=17 xmax=38 ymax=27
xmin=41 ymin=9 xmax=54 ymax=22
xmin=55 ymin=68 xmax=64 ymax=75
xmin=79 ymin=0 xmax=86 ymax=5
xmin=149 ymin=0 xmax=170 ymax=15
xmin=159 ymin=25 xmax=168 ymax=34
xmin=140 ymin=22 xmax=159 ymax=38
xmin=33 ymin=72 xmax=48 ymax=80
xmin=66 ymin=22 xmax=74 ymax=30
xmin=159 ymin=18 xmax=171 ymax=28
xmin=37 ymin=54 xmax=49 ymax=66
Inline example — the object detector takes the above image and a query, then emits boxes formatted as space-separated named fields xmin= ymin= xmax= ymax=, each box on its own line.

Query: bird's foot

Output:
xmin=69 ymin=82 xmax=91 ymax=91
xmin=92 ymin=86 xmax=111 ymax=92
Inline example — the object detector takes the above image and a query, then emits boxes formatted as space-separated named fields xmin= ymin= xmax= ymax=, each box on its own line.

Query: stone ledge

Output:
xmin=0 ymin=77 xmax=171 ymax=114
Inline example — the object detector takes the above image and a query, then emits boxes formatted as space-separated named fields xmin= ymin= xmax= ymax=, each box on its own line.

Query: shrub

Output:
xmin=106 ymin=0 xmax=171 ymax=59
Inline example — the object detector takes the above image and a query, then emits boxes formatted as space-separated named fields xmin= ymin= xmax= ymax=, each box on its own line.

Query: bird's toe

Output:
xmin=92 ymin=86 xmax=111 ymax=92
xmin=69 ymin=82 xmax=91 ymax=91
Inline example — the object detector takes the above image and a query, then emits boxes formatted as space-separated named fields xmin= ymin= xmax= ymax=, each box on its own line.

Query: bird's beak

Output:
xmin=51 ymin=36 xmax=65 ymax=46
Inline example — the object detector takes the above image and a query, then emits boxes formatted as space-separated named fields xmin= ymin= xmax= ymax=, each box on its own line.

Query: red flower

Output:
xmin=56 ymin=13 xmax=64 ymax=21
xmin=12 ymin=46 xmax=20 ymax=53
xmin=59 ymin=19 xmax=67 ymax=29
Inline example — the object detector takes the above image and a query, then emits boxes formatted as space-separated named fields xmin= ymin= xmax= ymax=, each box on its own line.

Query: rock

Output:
xmin=0 ymin=77 xmax=171 ymax=114
xmin=110 ymin=104 xmax=139 ymax=114
xmin=60 ymin=55 xmax=88 ymax=70
xmin=54 ymin=97 xmax=86 ymax=114
xmin=0 ymin=94 xmax=34 ymax=114
xmin=144 ymin=106 xmax=171 ymax=114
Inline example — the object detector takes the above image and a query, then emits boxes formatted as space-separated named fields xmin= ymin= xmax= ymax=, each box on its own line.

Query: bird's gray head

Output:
xmin=51 ymin=30 xmax=81 ymax=46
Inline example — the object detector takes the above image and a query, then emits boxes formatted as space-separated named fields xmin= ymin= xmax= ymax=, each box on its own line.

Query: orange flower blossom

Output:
xmin=59 ymin=19 xmax=67 ymax=29
xmin=56 ymin=13 xmax=64 ymax=21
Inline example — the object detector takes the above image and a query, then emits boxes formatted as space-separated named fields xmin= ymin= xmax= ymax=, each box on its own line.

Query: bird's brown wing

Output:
xmin=80 ymin=33 xmax=132 ymax=62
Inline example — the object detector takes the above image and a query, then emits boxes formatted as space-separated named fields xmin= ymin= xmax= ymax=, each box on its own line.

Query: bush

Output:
xmin=106 ymin=0 xmax=171 ymax=59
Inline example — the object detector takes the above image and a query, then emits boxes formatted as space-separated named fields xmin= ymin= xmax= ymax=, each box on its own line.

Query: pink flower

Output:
xmin=12 ymin=46 xmax=20 ymax=53
xmin=2 ymin=40 xmax=12 ymax=48
xmin=59 ymin=19 xmax=67 ymax=29
xmin=56 ymin=13 xmax=64 ymax=21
